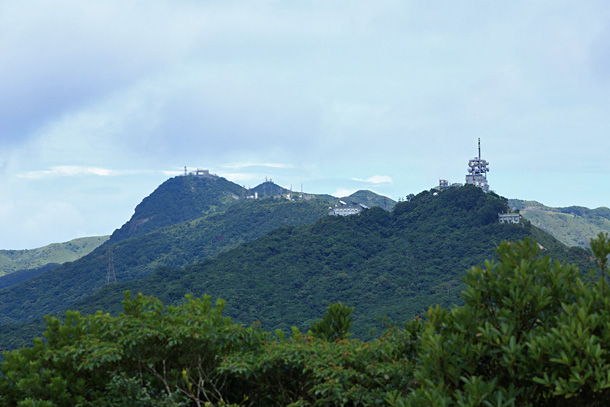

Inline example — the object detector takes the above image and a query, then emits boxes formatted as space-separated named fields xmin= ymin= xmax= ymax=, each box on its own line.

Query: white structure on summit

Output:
xmin=183 ymin=167 xmax=218 ymax=178
xmin=465 ymin=138 xmax=490 ymax=192
xmin=328 ymin=201 xmax=369 ymax=216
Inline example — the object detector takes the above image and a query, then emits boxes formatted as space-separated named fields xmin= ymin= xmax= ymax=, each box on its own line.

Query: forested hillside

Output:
xmin=0 ymin=199 xmax=328 ymax=326
xmin=109 ymin=175 xmax=244 ymax=243
xmin=72 ymin=185 xmax=590 ymax=339
xmin=3 ymin=208 xmax=606 ymax=407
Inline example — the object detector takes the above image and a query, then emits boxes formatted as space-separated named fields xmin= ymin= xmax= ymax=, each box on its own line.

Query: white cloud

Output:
xmin=352 ymin=175 xmax=393 ymax=184
xmin=16 ymin=166 xmax=176 ymax=179
xmin=1 ymin=0 xmax=610 ymax=248
xmin=18 ymin=166 xmax=114 ymax=179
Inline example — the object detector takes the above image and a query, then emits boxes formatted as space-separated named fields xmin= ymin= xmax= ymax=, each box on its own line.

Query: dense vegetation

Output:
xmin=2 ymin=234 xmax=609 ymax=406
xmin=0 ymin=199 xmax=328 ymax=326
xmin=70 ymin=185 xmax=590 ymax=340
xmin=509 ymin=199 xmax=610 ymax=248
xmin=0 ymin=236 xmax=108 ymax=276
xmin=0 ymin=264 xmax=59 ymax=290
xmin=109 ymin=175 xmax=245 ymax=243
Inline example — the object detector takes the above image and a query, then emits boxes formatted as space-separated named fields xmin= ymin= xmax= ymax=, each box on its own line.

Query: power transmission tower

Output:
xmin=106 ymin=247 xmax=117 ymax=284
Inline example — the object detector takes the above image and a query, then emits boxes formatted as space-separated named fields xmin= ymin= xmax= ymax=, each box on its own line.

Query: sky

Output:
xmin=1 ymin=1 xmax=610 ymax=249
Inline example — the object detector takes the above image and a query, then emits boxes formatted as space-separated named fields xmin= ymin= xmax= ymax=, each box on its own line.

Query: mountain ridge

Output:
xmin=0 ymin=236 xmax=108 ymax=277
xmin=69 ymin=185 xmax=591 ymax=339
xmin=509 ymin=199 xmax=610 ymax=248
xmin=0 ymin=176 xmax=392 ymax=327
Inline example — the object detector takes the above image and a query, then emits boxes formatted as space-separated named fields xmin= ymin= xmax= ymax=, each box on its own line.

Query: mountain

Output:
xmin=1 ymin=173 xmax=589 ymax=350
xmin=108 ymin=174 xmax=244 ymax=243
xmin=1 ymin=175 xmax=391 ymax=327
xmin=70 ymin=185 xmax=590 ymax=340
xmin=343 ymin=190 xmax=396 ymax=210
xmin=0 ymin=236 xmax=108 ymax=277
xmin=509 ymin=199 xmax=610 ymax=248
xmin=249 ymin=180 xmax=289 ymax=198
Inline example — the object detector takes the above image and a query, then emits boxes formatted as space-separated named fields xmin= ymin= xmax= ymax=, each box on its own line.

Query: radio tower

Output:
xmin=465 ymin=138 xmax=490 ymax=192
xmin=106 ymin=247 xmax=117 ymax=284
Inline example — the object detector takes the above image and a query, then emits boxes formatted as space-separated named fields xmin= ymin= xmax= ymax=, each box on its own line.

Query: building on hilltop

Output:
xmin=498 ymin=212 xmax=521 ymax=224
xmin=465 ymin=138 xmax=490 ymax=192
xmin=438 ymin=179 xmax=463 ymax=191
xmin=183 ymin=167 xmax=218 ymax=178
xmin=328 ymin=201 xmax=369 ymax=216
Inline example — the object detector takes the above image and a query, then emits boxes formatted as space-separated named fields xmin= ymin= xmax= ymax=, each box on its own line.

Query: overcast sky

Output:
xmin=1 ymin=1 xmax=609 ymax=249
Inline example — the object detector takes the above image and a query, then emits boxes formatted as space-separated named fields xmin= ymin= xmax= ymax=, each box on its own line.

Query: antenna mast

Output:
xmin=465 ymin=138 xmax=490 ymax=192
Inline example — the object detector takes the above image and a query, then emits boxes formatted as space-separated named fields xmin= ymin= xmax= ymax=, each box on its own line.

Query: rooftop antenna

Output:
xmin=478 ymin=137 xmax=481 ymax=161
xmin=106 ymin=247 xmax=116 ymax=284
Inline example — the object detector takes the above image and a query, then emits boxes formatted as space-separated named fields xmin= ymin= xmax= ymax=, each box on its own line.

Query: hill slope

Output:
xmin=509 ymin=199 xmax=610 ymax=247
xmin=108 ymin=174 xmax=245 ymax=243
xmin=73 ymin=186 xmax=589 ymax=339
xmin=0 ymin=171 xmax=394 ymax=328
xmin=0 ymin=236 xmax=108 ymax=277
xmin=0 ymin=198 xmax=329 ymax=325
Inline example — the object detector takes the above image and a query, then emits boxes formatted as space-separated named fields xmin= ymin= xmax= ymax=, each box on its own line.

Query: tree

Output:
xmin=309 ymin=302 xmax=354 ymax=342
xmin=394 ymin=235 xmax=610 ymax=407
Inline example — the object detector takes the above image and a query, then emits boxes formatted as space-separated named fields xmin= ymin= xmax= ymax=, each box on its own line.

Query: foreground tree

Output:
xmin=0 ymin=293 xmax=264 ymax=406
xmin=394 ymin=234 xmax=610 ymax=407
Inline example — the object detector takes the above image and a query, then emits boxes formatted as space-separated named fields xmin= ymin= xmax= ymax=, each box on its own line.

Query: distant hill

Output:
xmin=0 ymin=236 xmax=108 ymax=277
xmin=71 ymin=185 xmax=590 ymax=340
xmin=341 ymin=190 xmax=396 ymax=211
xmin=108 ymin=174 xmax=244 ymax=243
xmin=509 ymin=199 xmax=610 ymax=248
xmin=1 ymin=175 xmax=387 ymax=326
xmin=0 ymin=182 xmax=591 ymax=352
xmin=249 ymin=180 xmax=289 ymax=198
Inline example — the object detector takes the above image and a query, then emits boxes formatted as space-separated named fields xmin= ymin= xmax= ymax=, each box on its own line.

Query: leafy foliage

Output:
xmin=309 ymin=302 xmax=354 ymax=342
xmin=0 ymin=293 xmax=422 ymax=407
xmin=394 ymin=234 xmax=610 ymax=406
xmin=3 ymin=234 xmax=610 ymax=406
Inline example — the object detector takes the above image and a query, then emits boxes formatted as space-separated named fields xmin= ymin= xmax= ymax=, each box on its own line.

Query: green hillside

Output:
xmin=0 ymin=199 xmax=329 ymax=326
xmin=2 ymin=237 xmax=608 ymax=407
xmin=509 ymin=199 xmax=610 ymax=247
xmin=109 ymin=174 xmax=245 ymax=243
xmin=0 ymin=236 xmax=108 ymax=277
xmin=342 ymin=190 xmax=396 ymax=210
xmin=0 ymin=173 xmax=391 ymax=329
xmin=72 ymin=185 xmax=589 ymax=339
